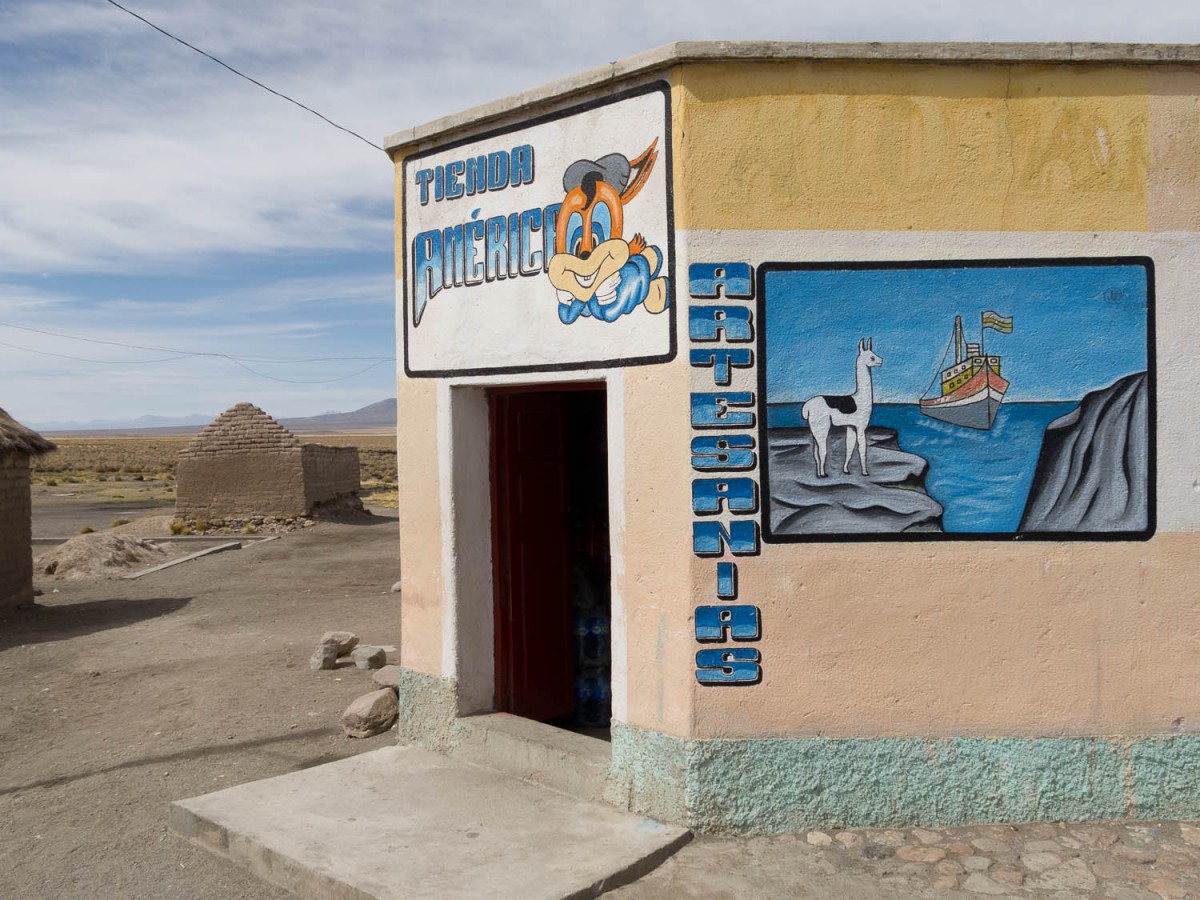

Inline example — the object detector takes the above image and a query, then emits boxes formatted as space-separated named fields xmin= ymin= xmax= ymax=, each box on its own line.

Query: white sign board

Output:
xmin=402 ymin=83 xmax=675 ymax=376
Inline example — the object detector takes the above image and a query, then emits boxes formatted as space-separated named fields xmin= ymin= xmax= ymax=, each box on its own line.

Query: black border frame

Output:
xmin=401 ymin=81 xmax=677 ymax=378
xmin=755 ymin=256 xmax=1157 ymax=543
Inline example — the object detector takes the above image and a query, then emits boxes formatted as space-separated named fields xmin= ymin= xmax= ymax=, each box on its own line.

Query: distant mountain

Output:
xmin=280 ymin=399 xmax=397 ymax=433
xmin=30 ymin=413 xmax=213 ymax=432
xmin=35 ymin=399 xmax=397 ymax=437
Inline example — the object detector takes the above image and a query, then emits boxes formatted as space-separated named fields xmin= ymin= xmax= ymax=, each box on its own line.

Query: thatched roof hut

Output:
xmin=0 ymin=407 xmax=55 ymax=457
xmin=1 ymin=408 xmax=54 ymax=612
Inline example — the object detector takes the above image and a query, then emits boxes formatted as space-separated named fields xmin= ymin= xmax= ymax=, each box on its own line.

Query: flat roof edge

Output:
xmin=383 ymin=40 xmax=1200 ymax=154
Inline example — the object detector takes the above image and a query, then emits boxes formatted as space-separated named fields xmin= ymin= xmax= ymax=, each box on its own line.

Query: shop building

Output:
xmin=385 ymin=42 xmax=1200 ymax=831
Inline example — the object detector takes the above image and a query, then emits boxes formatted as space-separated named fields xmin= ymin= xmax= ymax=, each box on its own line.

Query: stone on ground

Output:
xmin=371 ymin=664 xmax=401 ymax=690
xmin=341 ymin=688 xmax=397 ymax=738
xmin=309 ymin=638 xmax=339 ymax=670
xmin=1019 ymin=850 xmax=1061 ymax=871
xmin=350 ymin=645 xmax=386 ymax=669
xmin=962 ymin=872 xmax=1009 ymax=894
xmin=896 ymin=844 xmax=945 ymax=863
xmin=320 ymin=630 xmax=359 ymax=654
xmin=1032 ymin=857 xmax=1097 ymax=891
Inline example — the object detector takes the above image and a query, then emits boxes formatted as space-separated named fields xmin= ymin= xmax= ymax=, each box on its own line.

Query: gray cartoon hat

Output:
xmin=563 ymin=153 xmax=631 ymax=193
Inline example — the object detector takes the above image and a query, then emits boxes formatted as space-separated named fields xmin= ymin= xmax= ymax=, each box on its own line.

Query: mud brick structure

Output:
xmin=0 ymin=408 xmax=55 ymax=611
xmin=176 ymin=403 xmax=359 ymax=520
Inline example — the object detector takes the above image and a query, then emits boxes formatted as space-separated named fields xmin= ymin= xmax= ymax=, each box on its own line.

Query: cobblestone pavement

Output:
xmin=612 ymin=820 xmax=1200 ymax=899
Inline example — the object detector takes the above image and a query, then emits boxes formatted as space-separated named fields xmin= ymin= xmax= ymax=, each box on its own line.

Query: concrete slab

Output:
xmin=453 ymin=713 xmax=611 ymax=803
xmin=170 ymin=745 xmax=690 ymax=900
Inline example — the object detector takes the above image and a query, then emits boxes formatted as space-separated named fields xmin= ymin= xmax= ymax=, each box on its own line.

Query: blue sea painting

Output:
xmin=760 ymin=260 xmax=1152 ymax=537
xmin=768 ymin=401 xmax=1076 ymax=532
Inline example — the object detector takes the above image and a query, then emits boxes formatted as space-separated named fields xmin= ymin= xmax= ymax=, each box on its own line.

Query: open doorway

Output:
xmin=490 ymin=384 xmax=611 ymax=738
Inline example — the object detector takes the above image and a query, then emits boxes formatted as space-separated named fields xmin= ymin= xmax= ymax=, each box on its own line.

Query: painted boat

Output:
xmin=919 ymin=314 xmax=1010 ymax=430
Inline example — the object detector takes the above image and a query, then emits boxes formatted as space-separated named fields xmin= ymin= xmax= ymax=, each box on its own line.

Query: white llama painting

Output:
xmin=801 ymin=338 xmax=882 ymax=477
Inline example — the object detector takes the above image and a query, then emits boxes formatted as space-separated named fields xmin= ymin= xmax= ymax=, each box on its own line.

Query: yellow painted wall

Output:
xmin=677 ymin=61 xmax=1150 ymax=232
xmin=1149 ymin=68 xmax=1200 ymax=230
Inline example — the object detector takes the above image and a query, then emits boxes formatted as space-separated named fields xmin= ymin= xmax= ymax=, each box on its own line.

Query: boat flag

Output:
xmin=981 ymin=311 xmax=1013 ymax=333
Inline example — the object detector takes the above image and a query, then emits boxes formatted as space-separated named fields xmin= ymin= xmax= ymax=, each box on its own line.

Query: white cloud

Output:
xmin=2 ymin=0 xmax=1198 ymax=422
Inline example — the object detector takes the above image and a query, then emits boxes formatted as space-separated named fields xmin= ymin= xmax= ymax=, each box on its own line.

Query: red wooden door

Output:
xmin=491 ymin=391 xmax=574 ymax=722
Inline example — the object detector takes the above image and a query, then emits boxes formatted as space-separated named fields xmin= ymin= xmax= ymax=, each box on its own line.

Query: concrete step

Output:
xmin=451 ymin=713 xmax=612 ymax=803
xmin=171 ymin=745 xmax=690 ymax=900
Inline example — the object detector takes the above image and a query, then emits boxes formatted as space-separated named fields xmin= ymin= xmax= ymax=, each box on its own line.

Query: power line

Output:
xmin=102 ymin=0 xmax=385 ymax=153
xmin=226 ymin=356 xmax=393 ymax=384
xmin=0 ymin=320 xmax=392 ymax=364
xmin=0 ymin=338 xmax=192 ymax=366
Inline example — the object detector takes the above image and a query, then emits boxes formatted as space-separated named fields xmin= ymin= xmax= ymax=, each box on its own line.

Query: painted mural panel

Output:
xmin=402 ymin=82 xmax=674 ymax=376
xmin=758 ymin=258 xmax=1154 ymax=540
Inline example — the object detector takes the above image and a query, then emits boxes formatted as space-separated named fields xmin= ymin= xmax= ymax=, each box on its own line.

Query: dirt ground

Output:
xmin=0 ymin=509 xmax=402 ymax=899
xmin=30 ymin=481 xmax=176 ymax=539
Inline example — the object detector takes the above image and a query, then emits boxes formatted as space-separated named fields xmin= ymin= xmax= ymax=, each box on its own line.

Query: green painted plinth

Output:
xmin=612 ymin=724 xmax=1200 ymax=833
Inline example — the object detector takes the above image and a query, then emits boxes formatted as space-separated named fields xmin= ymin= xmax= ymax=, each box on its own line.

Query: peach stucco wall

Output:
xmin=676 ymin=60 xmax=1200 ymax=742
xmin=393 ymin=58 xmax=1200 ymax=746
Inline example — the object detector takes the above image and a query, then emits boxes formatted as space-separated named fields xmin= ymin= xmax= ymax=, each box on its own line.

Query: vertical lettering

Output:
xmin=692 ymin=521 xmax=760 ymax=556
xmin=716 ymin=562 xmax=737 ymax=598
xmin=690 ymin=306 xmax=754 ymax=342
xmin=695 ymin=606 xmax=761 ymax=642
xmin=691 ymin=478 xmax=758 ymax=515
xmin=695 ymin=648 xmax=761 ymax=685
xmin=690 ymin=348 xmax=753 ymax=386
xmin=689 ymin=262 xmax=754 ymax=299
xmin=690 ymin=435 xmax=756 ymax=471
xmin=690 ymin=392 xmax=756 ymax=428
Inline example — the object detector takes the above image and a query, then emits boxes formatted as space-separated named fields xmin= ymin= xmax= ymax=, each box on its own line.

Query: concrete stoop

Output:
xmin=451 ymin=713 xmax=613 ymax=803
xmin=170 ymin=745 xmax=691 ymax=900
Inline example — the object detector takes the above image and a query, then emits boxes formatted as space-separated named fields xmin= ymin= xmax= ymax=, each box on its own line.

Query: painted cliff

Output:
xmin=767 ymin=426 xmax=944 ymax=534
xmin=1018 ymin=372 xmax=1150 ymax=533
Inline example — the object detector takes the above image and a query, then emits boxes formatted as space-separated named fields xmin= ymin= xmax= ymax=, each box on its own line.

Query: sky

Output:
xmin=764 ymin=262 xmax=1150 ymax=403
xmin=1 ymin=1 xmax=1198 ymax=428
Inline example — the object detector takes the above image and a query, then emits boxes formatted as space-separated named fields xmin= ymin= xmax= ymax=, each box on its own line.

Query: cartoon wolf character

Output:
xmin=548 ymin=140 xmax=669 ymax=324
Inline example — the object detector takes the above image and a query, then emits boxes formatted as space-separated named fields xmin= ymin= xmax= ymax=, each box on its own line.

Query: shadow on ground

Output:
xmin=0 ymin=726 xmax=329 ymax=797
xmin=0 ymin=595 xmax=192 ymax=651
xmin=313 ymin=511 xmax=398 ymax=528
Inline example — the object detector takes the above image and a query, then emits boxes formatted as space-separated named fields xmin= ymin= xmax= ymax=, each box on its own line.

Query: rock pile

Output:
xmin=307 ymin=631 xmax=400 ymax=738
xmin=341 ymin=688 xmax=398 ymax=738
xmin=174 ymin=515 xmax=315 ymax=536
xmin=307 ymin=630 xmax=362 ymax=669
